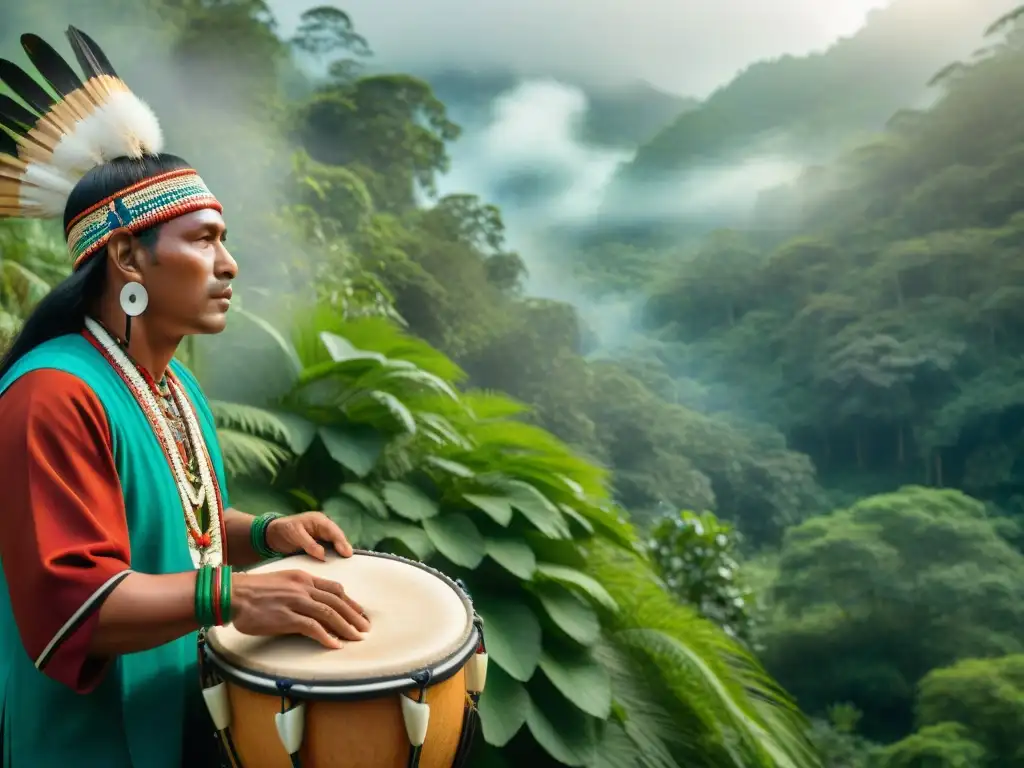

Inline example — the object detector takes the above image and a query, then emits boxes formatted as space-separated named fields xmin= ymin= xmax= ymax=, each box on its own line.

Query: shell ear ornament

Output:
xmin=119 ymin=282 xmax=148 ymax=345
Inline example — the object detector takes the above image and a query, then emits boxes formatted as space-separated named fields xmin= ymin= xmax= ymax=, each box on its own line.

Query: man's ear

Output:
xmin=106 ymin=230 xmax=143 ymax=279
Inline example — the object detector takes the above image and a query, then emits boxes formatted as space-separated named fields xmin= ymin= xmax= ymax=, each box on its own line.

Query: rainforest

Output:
xmin=3 ymin=0 xmax=1024 ymax=766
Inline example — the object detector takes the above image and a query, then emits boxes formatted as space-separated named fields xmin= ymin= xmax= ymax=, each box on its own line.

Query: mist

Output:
xmin=6 ymin=0 xmax=1011 ymax=360
xmin=270 ymin=0 xmax=891 ymax=96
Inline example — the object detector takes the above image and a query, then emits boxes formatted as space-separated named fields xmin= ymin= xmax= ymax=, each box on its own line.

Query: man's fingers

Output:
xmin=296 ymin=528 xmax=327 ymax=561
xmin=334 ymin=533 xmax=353 ymax=558
xmin=294 ymin=616 xmax=342 ymax=649
xmin=312 ymin=515 xmax=353 ymax=557
xmin=313 ymin=577 xmax=368 ymax=621
xmin=296 ymin=595 xmax=363 ymax=642
xmin=312 ymin=588 xmax=370 ymax=636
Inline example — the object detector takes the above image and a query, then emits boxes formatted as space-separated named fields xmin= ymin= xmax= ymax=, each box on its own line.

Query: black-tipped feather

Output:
xmin=66 ymin=27 xmax=117 ymax=79
xmin=0 ymin=95 xmax=39 ymax=132
xmin=0 ymin=127 xmax=19 ymax=159
xmin=0 ymin=60 xmax=55 ymax=115
xmin=76 ymin=29 xmax=117 ymax=77
xmin=21 ymin=34 xmax=85 ymax=97
xmin=65 ymin=27 xmax=102 ymax=79
xmin=0 ymin=112 xmax=29 ymax=140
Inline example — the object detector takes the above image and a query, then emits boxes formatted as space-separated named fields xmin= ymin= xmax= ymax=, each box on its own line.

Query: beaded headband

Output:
xmin=66 ymin=168 xmax=222 ymax=269
xmin=0 ymin=27 xmax=223 ymax=268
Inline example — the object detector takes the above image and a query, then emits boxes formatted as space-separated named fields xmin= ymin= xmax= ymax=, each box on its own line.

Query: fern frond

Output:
xmin=210 ymin=401 xmax=295 ymax=445
xmin=594 ymin=641 xmax=698 ymax=768
xmin=588 ymin=542 xmax=820 ymax=768
xmin=216 ymin=428 xmax=292 ymax=481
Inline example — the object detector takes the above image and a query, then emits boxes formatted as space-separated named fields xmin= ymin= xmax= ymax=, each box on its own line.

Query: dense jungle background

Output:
xmin=4 ymin=0 xmax=1024 ymax=765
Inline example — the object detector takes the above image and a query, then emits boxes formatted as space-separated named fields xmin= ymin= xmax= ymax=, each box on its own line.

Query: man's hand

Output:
xmin=232 ymin=569 xmax=370 ymax=648
xmin=265 ymin=512 xmax=354 ymax=561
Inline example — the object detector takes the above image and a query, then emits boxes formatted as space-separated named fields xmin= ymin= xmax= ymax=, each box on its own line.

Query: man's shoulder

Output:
xmin=4 ymin=333 xmax=99 ymax=380
xmin=0 ymin=334 xmax=112 ymax=407
xmin=0 ymin=367 xmax=107 ymax=435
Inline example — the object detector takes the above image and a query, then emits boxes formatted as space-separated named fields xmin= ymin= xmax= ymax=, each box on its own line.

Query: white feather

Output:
xmin=97 ymin=91 xmax=164 ymax=160
xmin=19 ymin=162 xmax=77 ymax=216
xmin=51 ymin=110 xmax=108 ymax=175
xmin=50 ymin=89 xmax=165 ymax=176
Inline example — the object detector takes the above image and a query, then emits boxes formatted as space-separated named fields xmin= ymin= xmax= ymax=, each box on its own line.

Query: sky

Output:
xmin=270 ymin=0 xmax=892 ymax=97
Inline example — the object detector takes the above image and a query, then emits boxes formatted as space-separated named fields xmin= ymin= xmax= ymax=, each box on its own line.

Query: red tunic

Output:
xmin=0 ymin=368 xmax=132 ymax=693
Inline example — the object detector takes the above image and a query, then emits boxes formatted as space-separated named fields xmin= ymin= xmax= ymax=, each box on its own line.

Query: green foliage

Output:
xmin=587 ymin=542 xmax=818 ymax=768
xmin=761 ymin=486 xmax=1024 ymax=741
xmin=0 ymin=220 xmax=68 ymax=350
xmin=647 ymin=511 xmax=756 ymax=644
xmin=896 ymin=654 xmax=1024 ymax=766
xmin=214 ymin=308 xmax=818 ymax=767
xmin=875 ymin=723 xmax=987 ymax=768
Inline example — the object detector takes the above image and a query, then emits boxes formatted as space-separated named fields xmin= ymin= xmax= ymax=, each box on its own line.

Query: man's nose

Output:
xmin=216 ymin=244 xmax=238 ymax=281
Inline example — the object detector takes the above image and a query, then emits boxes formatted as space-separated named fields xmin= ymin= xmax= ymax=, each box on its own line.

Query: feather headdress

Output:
xmin=0 ymin=27 xmax=164 ymax=219
xmin=0 ymin=27 xmax=221 ymax=269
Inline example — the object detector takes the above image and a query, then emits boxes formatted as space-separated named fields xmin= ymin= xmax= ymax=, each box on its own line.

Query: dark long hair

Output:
xmin=0 ymin=153 xmax=192 ymax=380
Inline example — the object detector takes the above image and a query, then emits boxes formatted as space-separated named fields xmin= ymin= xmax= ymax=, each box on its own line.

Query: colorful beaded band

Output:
xmin=66 ymin=168 xmax=222 ymax=270
xmin=195 ymin=565 xmax=233 ymax=628
xmin=251 ymin=512 xmax=284 ymax=560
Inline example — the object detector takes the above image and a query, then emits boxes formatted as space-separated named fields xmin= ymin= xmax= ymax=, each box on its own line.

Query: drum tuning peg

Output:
xmin=466 ymin=652 xmax=489 ymax=694
xmin=202 ymin=682 xmax=232 ymax=731
xmin=401 ymin=694 xmax=430 ymax=748
xmin=275 ymin=703 xmax=306 ymax=758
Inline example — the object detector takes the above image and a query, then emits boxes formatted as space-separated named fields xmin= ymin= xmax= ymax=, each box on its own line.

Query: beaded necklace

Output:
xmin=83 ymin=317 xmax=224 ymax=567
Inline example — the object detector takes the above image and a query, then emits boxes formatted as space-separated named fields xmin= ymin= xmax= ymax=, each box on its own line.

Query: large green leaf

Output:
xmin=526 ymin=693 xmax=597 ymax=767
xmin=506 ymin=481 xmax=571 ymax=539
xmin=539 ymin=645 xmax=612 ymax=719
xmin=424 ymin=456 xmax=475 ymax=478
xmin=463 ymin=494 xmax=513 ymax=526
xmin=381 ymin=481 xmax=440 ymax=520
xmin=383 ymin=367 xmax=461 ymax=401
xmin=364 ymin=518 xmax=435 ymax=560
xmin=536 ymin=563 xmax=618 ymax=613
xmin=360 ymin=390 xmax=417 ymax=433
xmin=228 ymin=485 xmax=297 ymax=517
xmin=322 ymin=495 xmax=368 ymax=545
xmin=560 ymin=503 xmax=595 ymax=535
xmin=419 ymin=413 xmax=470 ymax=448
xmin=236 ymin=307 xmax=302 ymax=378
xmin=478 ymin=664 xmax=531 ymax=747
xmin=533 ymin=582 xmax=601 ymax=646
xmin=423 ymin=514 xmax=485 ymax=568
xmin=477 ymin=596 xmax=542 ymax=682
xmin=275 ymin=412 xmax=318 ymax=455
xmin=338 ymin=482 xmax=388 ymax=519
xmin=485 ymin=538 xmax=536 ymax=579
xmin=319 ymin=425 xmax=386 ymax=477
xmin=320 ymin=331 xmax=386 ymax=364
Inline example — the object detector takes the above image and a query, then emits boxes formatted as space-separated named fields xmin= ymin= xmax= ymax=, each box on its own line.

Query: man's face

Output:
xmin=134 ymin=208 xmax=238 ymax=337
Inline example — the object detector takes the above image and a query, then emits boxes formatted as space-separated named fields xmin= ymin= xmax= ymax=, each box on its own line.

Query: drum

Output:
xmin=198 ymin=550 xmax=488 ymax=768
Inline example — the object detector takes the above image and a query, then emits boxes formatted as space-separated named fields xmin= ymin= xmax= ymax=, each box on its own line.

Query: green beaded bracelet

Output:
xmin=219 ymin=565 xmax=233 ymax=624
xmin=250 ymin=512 xmax=284 ymax=560
xmin=194 ymin=566 xmax=216 ymax=628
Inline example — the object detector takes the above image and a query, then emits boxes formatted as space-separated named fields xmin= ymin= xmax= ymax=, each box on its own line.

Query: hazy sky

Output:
xmin=271 ymin=0 xmax=891 ymax=96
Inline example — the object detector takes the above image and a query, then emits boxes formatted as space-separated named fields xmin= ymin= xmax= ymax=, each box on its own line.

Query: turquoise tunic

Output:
xmin=0 ymin=333 xmax=230 ymax=767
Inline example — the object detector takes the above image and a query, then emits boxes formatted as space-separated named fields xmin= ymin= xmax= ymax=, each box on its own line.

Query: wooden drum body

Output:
xmin=199 ymin=551 xmax=488 ymax=768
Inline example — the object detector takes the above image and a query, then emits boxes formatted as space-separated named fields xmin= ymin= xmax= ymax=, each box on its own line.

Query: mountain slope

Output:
xmin=603 ymin=0 xmax=1017 ymax=211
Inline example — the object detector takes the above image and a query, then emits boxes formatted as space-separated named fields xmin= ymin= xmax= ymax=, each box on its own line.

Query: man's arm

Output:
xmin=222 ymin=508 xmax=264 ymax=567
xmin=0 ymin=371 xmax=202 ymax=691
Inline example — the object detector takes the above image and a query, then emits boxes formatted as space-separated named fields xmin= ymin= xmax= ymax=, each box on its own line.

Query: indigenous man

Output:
xmin=0 ymin=27 xmax=370 ymax=767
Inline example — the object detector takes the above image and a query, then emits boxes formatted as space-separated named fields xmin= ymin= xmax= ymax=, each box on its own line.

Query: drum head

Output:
xmin=206 ymin=551 xmax=474 ymax=684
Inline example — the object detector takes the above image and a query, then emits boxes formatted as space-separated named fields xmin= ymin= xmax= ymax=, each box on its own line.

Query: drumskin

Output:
xmin=0 ymin=334 xmax=231 ymax=767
